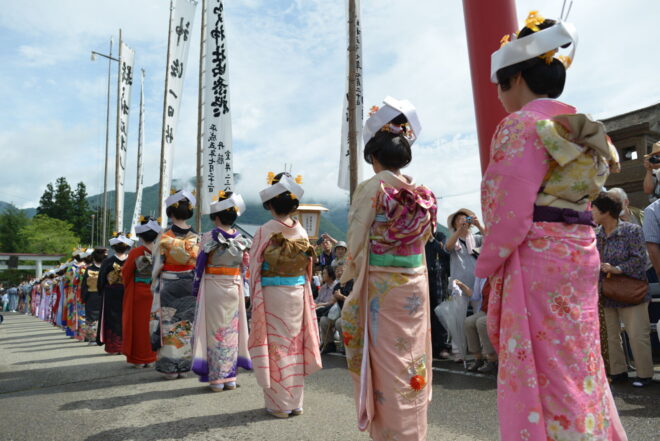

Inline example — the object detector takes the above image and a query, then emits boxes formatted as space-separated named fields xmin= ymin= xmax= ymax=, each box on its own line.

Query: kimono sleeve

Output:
xmin=80 ymin=269 xmax=89 ymax=303
xmin=340 ymin=178 xmax=379 ymax=284
xmin=247 ymin=227 xmax=265 ymax=296
xmin=97 ymin=258 xmax=111 ymax=294
xmin=122 ymin=249 xmax=137 ymax=287
xmin=475 ymin=112 xmax=550 ymax=279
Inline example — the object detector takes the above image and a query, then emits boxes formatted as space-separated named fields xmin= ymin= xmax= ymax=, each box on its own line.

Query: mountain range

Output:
xmin=1 ymin=180 xmax=449 ymax=241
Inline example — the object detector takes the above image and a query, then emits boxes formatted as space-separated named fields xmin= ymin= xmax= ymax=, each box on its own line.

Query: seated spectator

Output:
xmin=316 ymin=267 xmax=338 ymax=318
xmin=593 ymin=192 xmax=654 ymax=387
xmin=319 ymin=265 xmax=352 ymax=354
xmin=331 ymin=241 xmax=348 ymax=268
xmin=459 ymin=278 xmax=497 ymax=373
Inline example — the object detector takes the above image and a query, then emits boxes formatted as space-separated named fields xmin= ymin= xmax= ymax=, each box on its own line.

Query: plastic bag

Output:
xmin=434 ymin=279 xmax=469 ymax=358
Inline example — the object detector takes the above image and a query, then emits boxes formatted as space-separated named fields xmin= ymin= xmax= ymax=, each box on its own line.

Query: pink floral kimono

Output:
xmin=341 ymin=170 xmax=436 ymax=441
xmin=475 ymin=99 xmax=627 ymax=441
xmin=247 ymin=219 xmax=322 ymax=413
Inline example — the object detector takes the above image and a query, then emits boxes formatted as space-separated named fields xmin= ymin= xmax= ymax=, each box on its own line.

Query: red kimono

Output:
xmin=122 ymin=246 xmax=157 ymax=365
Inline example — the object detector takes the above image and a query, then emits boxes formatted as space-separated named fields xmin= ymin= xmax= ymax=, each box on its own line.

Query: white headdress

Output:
xmin=490 ymin=11 xmax=578 ymax=83
xmin=165 ymin=189 xmax=197 ymax=208
xmin=363 ymin=96 xmax=422 ymax=146
xmin=210 ymin=192 xmax=247 ymax=216
xmin=134 ymin=218 xmax=163 ymax=235
xmin=109 ymin=233 xmax=135 ymax=247
xmin=259 ymin=174 xmax=304 ymax=203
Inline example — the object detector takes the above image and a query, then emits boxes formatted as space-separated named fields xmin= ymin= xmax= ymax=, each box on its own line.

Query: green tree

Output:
xmin=37 ymin=183 xmax=55 ymax=217
xmin=52 ymin=177 xmax=74 ymax=220
xmin=71 ymin=182 xmax=94 ymax=241
xmin=0 ymin=204 xmax=29 ymax=252
xmin=18 ymin=215 xmax=80 ymax=255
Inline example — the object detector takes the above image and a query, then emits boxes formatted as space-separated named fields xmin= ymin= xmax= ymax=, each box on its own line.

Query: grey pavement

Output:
xmin=0 ymin=312 xmax=658 ymax=441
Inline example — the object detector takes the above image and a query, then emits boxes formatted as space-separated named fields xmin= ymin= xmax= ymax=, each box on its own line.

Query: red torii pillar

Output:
xmin=462 ymin=0 xmax=518 ymax=174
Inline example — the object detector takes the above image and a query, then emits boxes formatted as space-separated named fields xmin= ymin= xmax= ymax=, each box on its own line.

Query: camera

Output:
xmin=650 ymin=155 xmax=660 ymax=164
xmin=465 ymin=216 xmax=473 ymax=224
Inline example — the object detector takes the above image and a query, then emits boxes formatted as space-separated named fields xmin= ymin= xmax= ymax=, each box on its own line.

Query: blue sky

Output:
xmin=1 ymin=0 xmax=659 ymax=224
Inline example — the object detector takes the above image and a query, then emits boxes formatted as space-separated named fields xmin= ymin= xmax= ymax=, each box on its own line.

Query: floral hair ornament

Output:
xmin=259 ymin=173 xmax=304 ymax=203
xmin=109 ymin=232 xmax=135 ymax=247
xmin=266 ymin=172 xmax=275 ymax=185
xmin=135 ymin=216 xmax=163 ymax=235
xmin=165 ymin=189 xmax=197 ymax=209
xmin=363 ymin=96 xmax=422 ymax=146
xmin=490 ymin=10 xmax=578 ymax=83
xmin=210 ymin=192 xmax=246 ymax=216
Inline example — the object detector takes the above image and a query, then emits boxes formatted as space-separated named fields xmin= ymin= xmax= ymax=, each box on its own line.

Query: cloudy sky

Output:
xmin=1 ymin=0 xmax=658 ymax=225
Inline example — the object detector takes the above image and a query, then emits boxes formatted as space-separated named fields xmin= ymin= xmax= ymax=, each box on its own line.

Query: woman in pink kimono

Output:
xmin=341 ymin=97 xmax=436 ymax=441
xmin=247 ymin=173 xmax=322 ymax=419
xmin=475 ymin=13 xmax=627 ymax=440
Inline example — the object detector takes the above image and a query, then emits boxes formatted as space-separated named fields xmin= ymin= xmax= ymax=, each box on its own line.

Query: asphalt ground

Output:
xmin=0 ymin=313 xmax=658 ymax=441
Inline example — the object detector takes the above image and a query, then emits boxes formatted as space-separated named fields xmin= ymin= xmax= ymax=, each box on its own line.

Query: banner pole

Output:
xmin=159 ymin=0 xmax=174 ymax=226
xmin=195 ymin=0 xmax=206 ymax=233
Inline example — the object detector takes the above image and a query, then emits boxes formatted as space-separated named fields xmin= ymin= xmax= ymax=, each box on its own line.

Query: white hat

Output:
xmin=490 ymin=17 xmax=578 ymax=83
xmin=109 ymin=233 xmax=135 ymax=247
xmin=210 ymin=194 xmax=246 ymax=216
xmin=363 ymin=96 xmax=422 ymax=146
xmin=135 ymin=219 xmax=163 ymax=235
xmin=165 ymin=189 xmax=196 ymax=208
xmin=259 ymin=174 xmax=304 ymax=203
xmin=80 ymin=248 xmax=94 ymax=258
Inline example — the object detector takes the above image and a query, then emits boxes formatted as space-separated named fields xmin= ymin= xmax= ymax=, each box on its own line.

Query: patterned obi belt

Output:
xmin=205 ymin=266 xmax=241 ymax=276
xmin=134 ymin=277 xmax=152 ymax=284
xmin=533 ymin=205 xmax=595 ymax=227
xmin=369 ymin=252 xmax=423 ymax=268
xmin=261 ymin=262 xmax=306 ymax=286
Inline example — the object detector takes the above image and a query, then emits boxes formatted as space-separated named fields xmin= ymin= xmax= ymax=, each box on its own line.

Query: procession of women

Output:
xmin=11 ymin=6 xmax=658 ymax=441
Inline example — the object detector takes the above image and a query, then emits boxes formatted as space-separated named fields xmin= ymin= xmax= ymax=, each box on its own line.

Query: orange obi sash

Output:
xmin=205 ymin=266 xmax=241 ymax=276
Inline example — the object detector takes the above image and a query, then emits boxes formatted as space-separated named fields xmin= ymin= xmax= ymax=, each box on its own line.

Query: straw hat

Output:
xmin=447 ymin=208 xmax=476 ymax=231
xmin=644 ymin=141 xmax=660 ymax=159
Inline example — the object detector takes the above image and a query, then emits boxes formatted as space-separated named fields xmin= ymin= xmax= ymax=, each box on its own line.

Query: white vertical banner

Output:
xmin=338 ymin=0 xmax=363 ymax=190
xmin=130 ymin=70 xmax=146 ymax=238
xmin=201 ymin=0 xmax=233 ymax=214
xmin=159 ymin=0 xmax=198 ymax=226
xmin=116 ymin=40 xmax=135 ymax=233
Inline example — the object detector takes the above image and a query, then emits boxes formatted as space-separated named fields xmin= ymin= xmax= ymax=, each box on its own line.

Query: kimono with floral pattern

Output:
xmin=341 ymin=171 xmax=436 ymax=441
xmin=475 ymin=99 xmax=627 ymax=441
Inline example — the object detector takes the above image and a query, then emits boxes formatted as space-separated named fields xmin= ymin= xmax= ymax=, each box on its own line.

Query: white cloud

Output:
xmin=1 ymin=0 xmax=659 ymax=230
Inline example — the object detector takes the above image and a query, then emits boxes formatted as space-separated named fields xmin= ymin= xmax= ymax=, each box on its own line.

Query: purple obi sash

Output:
xmin=533 ymin=205 xmax=596 ymax=227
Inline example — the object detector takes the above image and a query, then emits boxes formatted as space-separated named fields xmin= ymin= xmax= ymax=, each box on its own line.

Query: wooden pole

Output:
xmin=347 ymin=0 xmax=358 ymax=201
xmin=195 ymin=0 xmax=206 ymax=233
xmin=158 ymin=0 xmax=174 ymax=225
xmin=114 ymin=29 xmax=123 ymax=232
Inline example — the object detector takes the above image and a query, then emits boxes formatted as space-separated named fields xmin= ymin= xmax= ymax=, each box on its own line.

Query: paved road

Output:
xmin=1 ymin=313 xmax=658 ymax=441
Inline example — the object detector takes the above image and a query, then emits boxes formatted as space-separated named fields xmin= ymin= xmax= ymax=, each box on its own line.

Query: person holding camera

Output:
xmin=445 ymin=209 xmax=484 ymax=292
xmin=643 ymin=141 xmax=660 ymax=202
